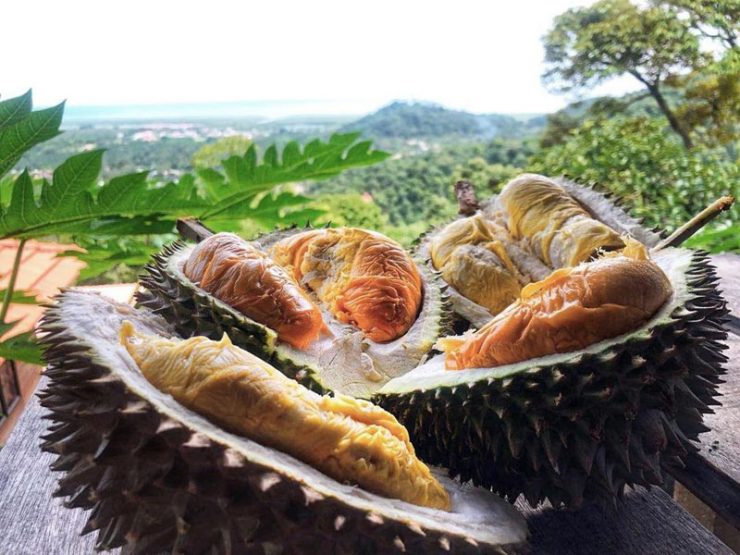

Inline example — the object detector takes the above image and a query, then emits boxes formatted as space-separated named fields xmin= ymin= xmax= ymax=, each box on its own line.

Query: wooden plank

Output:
xmin=0 ymin=379 xmax=105 ymax=555
xmin=664 ymin=255 xmax=740 ymax=526
xmin=713 ymin=253 xmax=740 ymax=333
xmin=0 ymin=362 xmax=42 ymax=445
xmin=517 ymin=491 xmax=732 ymax=555
xmin=0 ymin=377 xmax=732 ymax=555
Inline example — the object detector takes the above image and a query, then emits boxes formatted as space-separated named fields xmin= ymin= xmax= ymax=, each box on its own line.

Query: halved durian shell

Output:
xmin=376 ymin=247 xmax=728 ymax=508
xmin=38 ymin=290 xmax=527 ymax=555
xmin=416 ymin=178 xmax=662 ymax=329
xmin=137 ymin=227 xmax=450 ymax=398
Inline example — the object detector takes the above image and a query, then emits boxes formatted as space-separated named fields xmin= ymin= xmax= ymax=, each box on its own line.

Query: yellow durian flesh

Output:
xmin=430 ymin=215 xmax=524 ymax=315
xmin=119 ymin=322 xmax=450 ymax=511
xmin=499 ymin=174 xmax=625 ymax=267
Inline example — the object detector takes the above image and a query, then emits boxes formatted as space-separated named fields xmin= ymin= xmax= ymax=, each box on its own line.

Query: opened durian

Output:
xmin=138 ymin=227 xmax=447 ymax=397
xmin=136 ymin=173 xmax=729 ymax=509
xmin=419 ymin=173 xmax=657 ymax=328
xmin=381 ymin=173 xmax=729 ymax=507
xmin=39 ymin=290 xmax=527 ymax=554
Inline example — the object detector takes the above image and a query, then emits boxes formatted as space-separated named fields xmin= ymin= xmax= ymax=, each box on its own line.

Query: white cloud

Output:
xmin=3 ymin=0 xmax=641 ymax=114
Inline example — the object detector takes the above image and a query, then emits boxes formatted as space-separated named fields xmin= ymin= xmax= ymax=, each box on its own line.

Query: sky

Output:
xmin=4 ymin=0 xmax=641 ymax=117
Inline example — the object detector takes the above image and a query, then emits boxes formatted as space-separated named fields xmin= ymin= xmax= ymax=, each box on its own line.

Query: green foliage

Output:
xmin=0 ymin=151 xmax=202 ymax=240
xmin=530 ymin=116 xmax=739 ymax=251
xmin=341 ymin=101 xmax=543 ymax=140
xmin=0 ymin=91 xmax=64 ymax=179
xmin=657 ymin=0 xmax=739 ymax=48
xmin=684 ymin=224 xmax=740 ymax=253
xmin=197 ymin=133 xmax=388 ymax=221
xmin=59 ymin=235 xmax=176 ymax=282
xmin=191 ymin=135 xmax=253 ymax=169
xmin=0 ymin=290 xmax=37 ymax=305
xmin=669 ymin=49 xmax=740 ymax=148
xmin=543 ymin=0 xmax=701 ymax=148
xmin=453 ymin=158 xmax=521 ymax=193
xmin=312 ymin=193 xmax=389 ymax=230
xmin=311 ymin=139 xmax=533 ymax=229
xmin=543 ymin=0 xmax=700 ymax=91
xmin=0 ymin=326 xmax=41 ymax=365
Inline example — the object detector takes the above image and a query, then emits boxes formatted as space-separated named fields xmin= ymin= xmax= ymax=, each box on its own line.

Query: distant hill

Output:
xmin=342 ymin=101 xmax=544 ymax=139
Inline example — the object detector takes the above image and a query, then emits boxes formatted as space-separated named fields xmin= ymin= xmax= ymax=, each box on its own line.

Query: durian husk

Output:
xmin=137 ymin=227 xmax=452 ymax=398
xmin=377 ymin=247 xmax=728 ymax=508
xmin=38 ymin=290 xmax=528 ymax=555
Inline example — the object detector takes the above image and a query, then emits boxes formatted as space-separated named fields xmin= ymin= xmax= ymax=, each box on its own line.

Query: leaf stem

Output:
xmin=0 ymin=238 xmax=27 ymax=323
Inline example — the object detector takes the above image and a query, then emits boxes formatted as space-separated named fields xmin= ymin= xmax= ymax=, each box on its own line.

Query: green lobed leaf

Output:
xmin=0 ymin=90 xmax=33 ymax=131
xmin=0 ymin=150 xmax=205 ymax=239
xmin=200 ymin=133 xmax=388 ymax=220
xmin=0 ymin=101 xmax=64 ymax=179
xmin=0 ymin=331 xmax=43 ymax=365
xmin=0 ymin=289 xmax=38 ymax=305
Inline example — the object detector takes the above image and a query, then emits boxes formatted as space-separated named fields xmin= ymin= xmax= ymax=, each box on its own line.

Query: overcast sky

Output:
xmin=4 ymin=0 xmax=640 ymax=115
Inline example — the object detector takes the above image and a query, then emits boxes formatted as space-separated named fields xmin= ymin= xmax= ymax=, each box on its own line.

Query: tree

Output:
xmin=658 ymin=0 xmax=739 ymax=49
xmin=543 ymin=0 xmax=701 ymax=149
xmin=669 ymin=49 xmax=740 ymax=149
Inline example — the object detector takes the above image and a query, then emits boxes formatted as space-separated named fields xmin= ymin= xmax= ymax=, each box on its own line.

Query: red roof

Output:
xmin=0 ymin=239 xmax=85 ymax=341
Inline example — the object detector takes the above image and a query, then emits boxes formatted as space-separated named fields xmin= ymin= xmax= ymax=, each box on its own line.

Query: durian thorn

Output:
xmin=655 ymin=196 xmax=735 ymax=250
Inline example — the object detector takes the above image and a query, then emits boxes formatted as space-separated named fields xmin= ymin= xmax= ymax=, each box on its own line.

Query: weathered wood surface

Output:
xmin=0 ymin=379 xmax=732 ymax=555
xmin=664 ymin=254 xmax=740 ymax=528
xmin=714 ymin=253 xmax=740 ymax=333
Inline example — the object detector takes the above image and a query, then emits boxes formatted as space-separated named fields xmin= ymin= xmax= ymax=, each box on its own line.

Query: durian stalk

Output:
xmin=655 ymin=196 xmax=735 ymax=250
xmin=119 ymin=322 xmax=451 ymax=510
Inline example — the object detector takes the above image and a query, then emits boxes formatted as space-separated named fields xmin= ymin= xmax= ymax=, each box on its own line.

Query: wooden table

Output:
xmin=1 ymin=255 xmax=739 ymax=555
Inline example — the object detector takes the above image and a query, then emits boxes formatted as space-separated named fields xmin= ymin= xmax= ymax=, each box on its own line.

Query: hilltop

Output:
xmin=341 ymin=101 xmax=545 ymax=140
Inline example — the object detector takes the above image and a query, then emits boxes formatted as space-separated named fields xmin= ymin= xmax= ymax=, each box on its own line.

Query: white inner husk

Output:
xmin=165 ymin=242 xmax=443 ymax=398
xmin=421 ymin=179 xmax=663 ymax=329
xmin=380 ymin=246 xmax=693 ymax=395
xmin=55 ymin=290 xmax=528 ymax=548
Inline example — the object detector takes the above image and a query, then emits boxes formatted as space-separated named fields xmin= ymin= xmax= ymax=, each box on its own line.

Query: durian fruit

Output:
xmin=269 ymin=227 xmax=423 ymax=343
xmin=183 ymin=232 xmax=325 ymax=349
xmin=429 ymin=215 xmax=529 ymax=316
xmin=138 ymin=227 xmax=447 ymax=398
xmin=380 ymin=174 xmax=729 ymax=508
xmin=118 ymin=321 xmax=450 ymax=510
xmin=498 ymin=173 xmax=626 ymax=268
xmin=39 ymin=289 xmax=528 ymax=555
xmin=417 ymin=174 xmax=659 ymax=328
xmin=440 ymin=243 xmax=671 ymax=369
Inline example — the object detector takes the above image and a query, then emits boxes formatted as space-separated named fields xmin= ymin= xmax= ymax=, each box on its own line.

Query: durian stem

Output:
xmin=0 ymin=239 xmax=27 ymax=323
xmin=655 ymin=196 xmax=735 ymax=250
xmin=176 ymin=218 xmax=214 ymax=243
xmin=455 ymin=180 xmax=479 ymax=216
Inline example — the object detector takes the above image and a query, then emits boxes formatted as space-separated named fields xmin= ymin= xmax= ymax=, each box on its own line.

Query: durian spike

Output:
xmin=655 ymin=196 xmax=735 ymax=250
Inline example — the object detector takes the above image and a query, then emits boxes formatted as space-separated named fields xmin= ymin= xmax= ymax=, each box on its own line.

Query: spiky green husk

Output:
xmin=137 ymin=232 xmax=452 ymax=398
xmin=377 ymin=251 xmax=728 ymax=508
xmin=38 ymin=290 xmax=528 ymax=555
